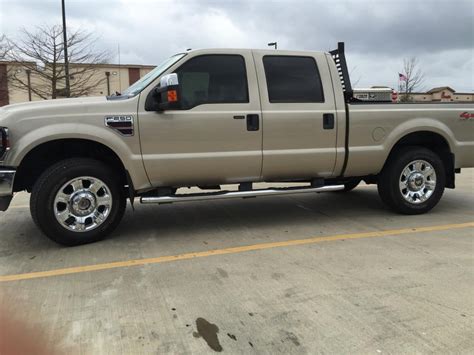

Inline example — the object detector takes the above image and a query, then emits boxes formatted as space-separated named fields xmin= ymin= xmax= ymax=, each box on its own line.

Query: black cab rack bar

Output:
xmin=329 ymin=42 xmax=353 ymax=102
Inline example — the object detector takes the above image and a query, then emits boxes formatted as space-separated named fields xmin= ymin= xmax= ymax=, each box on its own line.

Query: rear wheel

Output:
xmin=377 ymin=147 xmax=445 ymax=214
xmin=30 ymin=158 xmax=126 ymax=246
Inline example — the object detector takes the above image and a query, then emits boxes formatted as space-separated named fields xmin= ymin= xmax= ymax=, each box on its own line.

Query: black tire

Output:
xmin=377 ymin=146 xmax=445 ymax=215
xmin=30 ymin=158 xmax=126 ymax=246
xmin=341 ymin=179 xmax=361 ymax=192
xmin=331 ymin=179 xmax=361 ymax=192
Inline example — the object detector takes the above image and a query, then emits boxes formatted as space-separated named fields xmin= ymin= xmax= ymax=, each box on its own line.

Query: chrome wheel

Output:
xmin=399 ymin=160 xmax=436 ymax=204
xmin=53 ymin=176 xmax=113 ymax=232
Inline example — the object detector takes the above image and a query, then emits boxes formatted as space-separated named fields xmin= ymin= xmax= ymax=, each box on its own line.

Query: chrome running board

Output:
xmin=140 ymin=185 xmax=344 ymax=204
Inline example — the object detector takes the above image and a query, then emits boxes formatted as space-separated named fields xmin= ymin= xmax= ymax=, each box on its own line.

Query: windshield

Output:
xmin=119 ymin=53 xmax=187 ymax=97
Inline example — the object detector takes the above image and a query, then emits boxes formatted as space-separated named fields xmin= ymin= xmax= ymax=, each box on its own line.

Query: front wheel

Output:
xmin=30 ymin=158 xmax=126 ymax=246
xmin=377 ymin=147 xmax=445 ymax=215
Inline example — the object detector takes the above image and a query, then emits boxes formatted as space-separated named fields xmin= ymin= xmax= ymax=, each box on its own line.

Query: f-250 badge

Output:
xmin=104 ymin=115 xmax=134 ymax=136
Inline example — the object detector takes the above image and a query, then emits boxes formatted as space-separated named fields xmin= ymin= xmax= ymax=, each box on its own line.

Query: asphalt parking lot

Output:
xmin=1 ymin=170 xmax=473 ymax=354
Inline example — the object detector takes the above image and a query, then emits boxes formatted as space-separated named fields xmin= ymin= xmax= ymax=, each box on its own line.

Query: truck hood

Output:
xmin=0 ymin=96 xmax=107 ymax=116
xmin=0 ymin=96 xmax=111 ymax=129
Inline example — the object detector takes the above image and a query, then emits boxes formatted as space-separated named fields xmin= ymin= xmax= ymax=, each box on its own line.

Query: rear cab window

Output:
xmin=262 ymin=56 xmax=324 ymax=103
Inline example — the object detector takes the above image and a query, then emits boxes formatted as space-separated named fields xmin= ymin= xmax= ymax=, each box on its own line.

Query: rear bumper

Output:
xmin=0 ymin=168 xmax=15 ymax=211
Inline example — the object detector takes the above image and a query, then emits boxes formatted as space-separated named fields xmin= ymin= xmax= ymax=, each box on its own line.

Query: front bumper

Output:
xmin=0 ymin=168 xmax=16 ymax=211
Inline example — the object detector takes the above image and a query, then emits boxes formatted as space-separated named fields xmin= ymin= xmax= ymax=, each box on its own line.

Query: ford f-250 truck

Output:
xmin=0 ymin=43 xmax=473 ymax=245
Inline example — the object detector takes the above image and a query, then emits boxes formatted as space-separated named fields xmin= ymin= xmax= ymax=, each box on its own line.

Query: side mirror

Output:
xmin=145 ymin=73 xmax=181 ymax=111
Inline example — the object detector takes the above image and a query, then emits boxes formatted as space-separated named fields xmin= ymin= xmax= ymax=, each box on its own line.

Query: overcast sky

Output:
xmin=1 ymin=0 xmax=473 ymax=92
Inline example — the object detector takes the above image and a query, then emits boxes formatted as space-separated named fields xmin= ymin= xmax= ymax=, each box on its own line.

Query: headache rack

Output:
xmin=329 ymin=42 xmax=353 ymax=102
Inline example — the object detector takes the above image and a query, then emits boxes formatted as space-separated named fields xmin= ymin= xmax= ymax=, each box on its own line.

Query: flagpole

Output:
xmin=398 ymin=75 xmax=401 ymax=99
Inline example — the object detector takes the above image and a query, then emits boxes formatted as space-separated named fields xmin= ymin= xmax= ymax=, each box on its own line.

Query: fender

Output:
xmin=381 ymin=118 xmax=456 ymax=169
xmin=7 ymin=123 xmax=151 ymax=191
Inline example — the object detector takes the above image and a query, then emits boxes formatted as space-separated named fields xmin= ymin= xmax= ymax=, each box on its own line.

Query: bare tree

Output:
xmin=5 ymin=25 xmax=109 ymax=99
xmin=399 ymin=57 xmax=424 ymax=102
xmin=0 ymin=34 xmax=10 ymax=60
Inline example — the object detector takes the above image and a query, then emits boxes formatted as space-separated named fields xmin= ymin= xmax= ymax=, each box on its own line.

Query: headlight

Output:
xmin=0 ymin=127 xmax=10 ymax=161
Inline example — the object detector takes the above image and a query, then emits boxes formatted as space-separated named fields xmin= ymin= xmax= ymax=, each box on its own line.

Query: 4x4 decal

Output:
xmin=460 ymin=112 xmax=474 ymax=120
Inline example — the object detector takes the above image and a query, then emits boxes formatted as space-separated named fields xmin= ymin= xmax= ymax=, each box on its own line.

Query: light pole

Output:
xmin=105 ymin=71 xmax=111 ymax=96
xmin=61 ymin=0 xmax=70 ymax=97
xmin=268 ymin=42 xmax=277 ymax=50
xmin=25 ymin=69 xmax=32 ymax=101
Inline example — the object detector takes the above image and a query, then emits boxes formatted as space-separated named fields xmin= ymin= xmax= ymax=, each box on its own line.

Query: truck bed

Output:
xmin=344 ymin=102 xmax=474 ymax=177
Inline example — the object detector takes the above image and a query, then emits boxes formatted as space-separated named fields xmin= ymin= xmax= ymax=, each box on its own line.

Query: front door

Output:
xmin=138 ymin=51 xmax=262 ymax=187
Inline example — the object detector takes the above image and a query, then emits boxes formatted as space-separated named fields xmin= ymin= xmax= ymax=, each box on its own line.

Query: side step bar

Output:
xmin=140 ymin=185 xmax=344 ymax=204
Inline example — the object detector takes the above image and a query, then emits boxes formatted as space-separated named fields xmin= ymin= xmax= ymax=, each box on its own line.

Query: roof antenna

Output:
xmin=267 ymin=42 xmax=277 ymax=50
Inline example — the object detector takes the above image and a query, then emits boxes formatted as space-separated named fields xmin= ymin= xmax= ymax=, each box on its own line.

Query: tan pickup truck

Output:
xmin=1 ymin=43 xmax=473 ymax=245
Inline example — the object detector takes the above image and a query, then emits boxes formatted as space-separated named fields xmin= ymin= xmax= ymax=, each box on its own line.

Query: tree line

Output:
xmin=0 ymin=25 xmax=109 ymax=100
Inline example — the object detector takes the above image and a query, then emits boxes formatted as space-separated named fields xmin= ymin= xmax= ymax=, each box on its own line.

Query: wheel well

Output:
xmin=387 ymin=131 xmax=455 ymax=188
xmin=14 ymin=139 xmax=128 ymax=192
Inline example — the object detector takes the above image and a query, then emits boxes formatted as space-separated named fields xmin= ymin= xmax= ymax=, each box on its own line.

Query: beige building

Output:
xmin=408 ymin=87 xmax=473 ymax=102
xmin=0 ymin=61 xmax=155 ymax=106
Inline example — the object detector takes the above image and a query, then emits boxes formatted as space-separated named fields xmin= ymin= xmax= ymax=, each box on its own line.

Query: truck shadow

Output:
xmin=1 ymin=190 xmax=387 ymax=254
xmin=1 ymin=187 xmax=467 ymax=253
xmin=114 ymin=188 xmax=400 ymax=242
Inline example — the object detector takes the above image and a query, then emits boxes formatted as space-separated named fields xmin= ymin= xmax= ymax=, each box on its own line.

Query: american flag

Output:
xmin=399 ymin=73 xmax=408 ymax=81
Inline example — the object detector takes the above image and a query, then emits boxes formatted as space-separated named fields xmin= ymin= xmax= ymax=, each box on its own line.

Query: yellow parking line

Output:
xmin=1 ymin=221 xmax=473 ymax=283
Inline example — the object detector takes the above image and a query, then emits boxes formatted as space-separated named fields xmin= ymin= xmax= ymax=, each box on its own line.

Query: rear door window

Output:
xmin=262 ymin=56 xmax=324 ymax=103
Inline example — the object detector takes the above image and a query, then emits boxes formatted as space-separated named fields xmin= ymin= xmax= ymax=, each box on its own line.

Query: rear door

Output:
xmin=138 ymin=50 xmax=263 ymax=186
xmin=252 ymin=51 xmax=338 ymax=180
